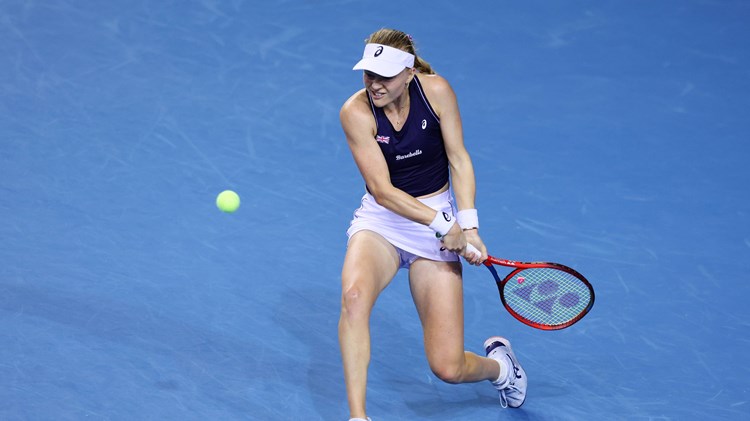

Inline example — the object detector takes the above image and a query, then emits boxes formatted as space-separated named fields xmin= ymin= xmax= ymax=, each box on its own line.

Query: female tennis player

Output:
xmin=338 ymin=29 xmax=528 ymax=420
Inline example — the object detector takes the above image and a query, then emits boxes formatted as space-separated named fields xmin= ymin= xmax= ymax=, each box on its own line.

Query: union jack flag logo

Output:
xmin=375 ymin=135 xmax=390 ymax=144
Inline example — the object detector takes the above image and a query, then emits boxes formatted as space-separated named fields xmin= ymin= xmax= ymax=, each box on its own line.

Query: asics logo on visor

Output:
xmin=375 ymin=46 xmax=383 ymax=57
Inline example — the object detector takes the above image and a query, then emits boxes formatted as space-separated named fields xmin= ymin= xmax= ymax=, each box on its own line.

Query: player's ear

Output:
xmin=407 ymin=67 xmax=416 ymax=85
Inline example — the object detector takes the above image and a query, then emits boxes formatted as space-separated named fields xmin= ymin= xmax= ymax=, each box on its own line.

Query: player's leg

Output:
xmin=408 ymin=259 xmax=500 ymax=383
xmin=339 ymin=230 xmax=400 ymax=419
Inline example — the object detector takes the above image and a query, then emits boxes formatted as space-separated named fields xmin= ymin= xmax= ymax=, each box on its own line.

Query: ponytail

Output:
xmin=414 ymin=56 xmax=435 ymax=75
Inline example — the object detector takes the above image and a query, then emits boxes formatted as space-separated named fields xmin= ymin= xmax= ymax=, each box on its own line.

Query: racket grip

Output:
xmin=465 ymin=243 xmax=481 ymax=259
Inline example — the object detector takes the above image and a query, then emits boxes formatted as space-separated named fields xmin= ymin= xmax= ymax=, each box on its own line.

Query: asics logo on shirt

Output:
xmin=422 ymin=119 xmax=427 ymax=129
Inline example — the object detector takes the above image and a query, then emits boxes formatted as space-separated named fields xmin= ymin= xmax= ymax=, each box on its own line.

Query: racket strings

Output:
xmin=503 ymin=267 xmax=592 ymax=327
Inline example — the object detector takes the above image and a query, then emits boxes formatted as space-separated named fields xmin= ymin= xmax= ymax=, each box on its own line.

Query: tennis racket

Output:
xmin=465 ymin=244 xmax=594 ymax=330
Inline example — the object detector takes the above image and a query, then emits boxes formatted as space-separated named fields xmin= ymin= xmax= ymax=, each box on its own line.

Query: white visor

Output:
xmin=352 ymin=43 xmax=415 ymax=77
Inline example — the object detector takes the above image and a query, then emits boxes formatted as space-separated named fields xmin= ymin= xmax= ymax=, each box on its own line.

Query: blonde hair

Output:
xmin=365 ymin=28 xmax=435 ymax=75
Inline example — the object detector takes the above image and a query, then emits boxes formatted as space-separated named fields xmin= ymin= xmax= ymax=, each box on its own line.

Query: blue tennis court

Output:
xmin=1 ymin=1 xmax=748 ymax=419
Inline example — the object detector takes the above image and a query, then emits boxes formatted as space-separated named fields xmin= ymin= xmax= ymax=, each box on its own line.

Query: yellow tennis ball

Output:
xmin=216 ymin=190 xmax=240 ymax=213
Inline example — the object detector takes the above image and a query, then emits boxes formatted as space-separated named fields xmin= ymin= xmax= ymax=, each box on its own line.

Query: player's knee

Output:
xmin=430 ymin=360 xmax=465 ymax=384
xmin=340 ymin=284 xmax=371 ymax=321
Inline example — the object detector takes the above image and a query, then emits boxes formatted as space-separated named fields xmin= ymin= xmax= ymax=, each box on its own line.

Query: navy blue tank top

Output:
xmin=366 ymin=75 xmax=449 ymax=197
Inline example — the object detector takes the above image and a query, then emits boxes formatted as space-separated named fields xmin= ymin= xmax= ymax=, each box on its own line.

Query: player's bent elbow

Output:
xmin=367 ymin=186 xmax=398 ymax=210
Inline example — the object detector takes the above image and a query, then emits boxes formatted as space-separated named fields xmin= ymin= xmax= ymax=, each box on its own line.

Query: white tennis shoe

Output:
xmin=484 ymin=336 xmax=527 ymax=408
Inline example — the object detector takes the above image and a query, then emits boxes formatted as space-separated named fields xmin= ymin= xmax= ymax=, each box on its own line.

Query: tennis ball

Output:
xmin=216 ymin=190 xmax=240 ymax=213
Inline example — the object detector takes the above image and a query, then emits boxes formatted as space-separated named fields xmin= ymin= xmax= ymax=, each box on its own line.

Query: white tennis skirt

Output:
xmin=347 ymin=189 xmax=460 ymax=267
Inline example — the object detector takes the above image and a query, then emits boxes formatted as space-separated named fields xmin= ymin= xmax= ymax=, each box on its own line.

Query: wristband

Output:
xmin=457 ymin=209 xmax=479 ymax=230
xmin=429 ymin=211 xmax=456 ymax=238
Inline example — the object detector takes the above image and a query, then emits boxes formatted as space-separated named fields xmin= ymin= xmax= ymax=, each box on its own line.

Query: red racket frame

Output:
xmin=483 ymin=256 xmax=595 ymax=330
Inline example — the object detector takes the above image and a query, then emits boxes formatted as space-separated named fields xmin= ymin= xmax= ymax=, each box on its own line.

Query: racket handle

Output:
xmin=465 ymin=243 xmax=481 ymax=259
